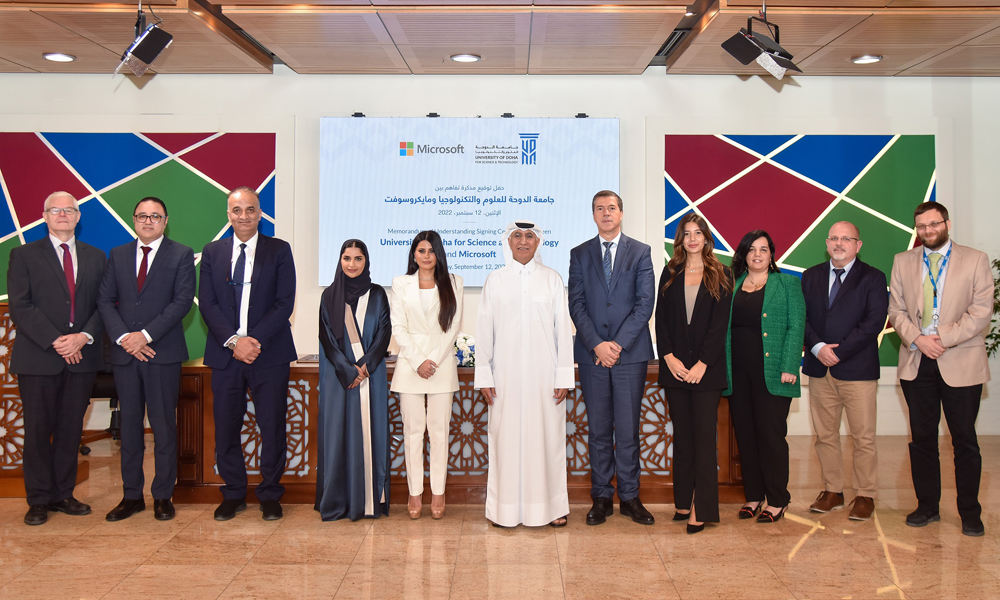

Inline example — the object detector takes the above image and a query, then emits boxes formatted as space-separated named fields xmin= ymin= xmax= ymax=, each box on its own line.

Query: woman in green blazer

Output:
xmin=724 ymin=230 xmax=805 ymax=523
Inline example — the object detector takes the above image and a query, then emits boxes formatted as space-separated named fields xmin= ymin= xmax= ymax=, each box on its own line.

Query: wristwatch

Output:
xmin=226 ymin=338 xmax=238 ymax=351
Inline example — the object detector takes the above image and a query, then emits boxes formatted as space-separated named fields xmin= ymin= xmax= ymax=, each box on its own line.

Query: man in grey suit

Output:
xmin=98 ymin=197 xmax=195 ymax=522
xmin=569 ymin=190 xmax=656 ymax=525
xmin=8 ymin=191 xmax=106 ymax=526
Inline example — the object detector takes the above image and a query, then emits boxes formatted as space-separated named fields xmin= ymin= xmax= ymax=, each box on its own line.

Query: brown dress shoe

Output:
xmin=848 ymin=496 xmax=875 ymax=521
xmin=809 ymin=491 xmax=844 ymax=513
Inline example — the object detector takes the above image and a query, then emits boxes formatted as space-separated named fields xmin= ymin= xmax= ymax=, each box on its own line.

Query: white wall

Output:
xmin=3 ymin=66 xmax=998 ymax=434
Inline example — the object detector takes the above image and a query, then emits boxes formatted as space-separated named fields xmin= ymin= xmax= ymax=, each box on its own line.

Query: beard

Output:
xmin=919 ymin=228 xmax=949 ymax=251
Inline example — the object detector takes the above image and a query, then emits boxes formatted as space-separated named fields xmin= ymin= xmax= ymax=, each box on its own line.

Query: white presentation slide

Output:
xmin=318 ymin=117 xmax=620 ymax=286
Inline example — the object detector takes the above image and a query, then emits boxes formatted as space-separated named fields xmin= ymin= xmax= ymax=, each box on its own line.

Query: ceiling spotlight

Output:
xmin=721 ymin=7 xmax=801 ymax=79
xmin=852 ymin=55 xmax=883 ymax=65
xmin=115 ymin=2 xmax=173 ymax=77
xmin=450 ymin=54 xmax=481 ymax=63
xmin=43 ymin=53 xmax=76 ymax=63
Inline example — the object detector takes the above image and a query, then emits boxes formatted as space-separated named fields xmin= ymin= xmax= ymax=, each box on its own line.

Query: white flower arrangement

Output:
xmin=454 ymin=333 xmax=475 ymax=367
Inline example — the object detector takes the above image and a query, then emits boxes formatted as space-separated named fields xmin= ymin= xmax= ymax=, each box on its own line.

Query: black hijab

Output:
xmin=326 ymin=239 xmax=372 ymax=343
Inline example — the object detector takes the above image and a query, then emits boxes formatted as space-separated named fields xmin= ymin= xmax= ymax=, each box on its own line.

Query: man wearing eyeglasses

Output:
xmin=198 ymin=186 xmax=297 ymax=522
xmin=889 ymin=201 xmax=991 ymax=537
xmin=801 ymin=221 xmax=888 ymax=522
xmin=7 ymin=191 xmax=106 ymax=526
xmin=97 ymin=197 xmax=195 ymax=522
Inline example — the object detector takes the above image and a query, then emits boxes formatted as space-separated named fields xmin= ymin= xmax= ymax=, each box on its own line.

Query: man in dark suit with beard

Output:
xmin=199 ymin=186 xmax=297 ymax=522
xmin=8 ymin=191 xmax=106 ymax=526
xmin=98 ymin=196 xmax=195 ymax=522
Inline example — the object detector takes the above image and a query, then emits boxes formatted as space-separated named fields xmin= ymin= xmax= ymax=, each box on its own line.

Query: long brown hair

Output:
xmin=405 ymin=230 xmax=457 ymax=332
xmin=661 ymin=213 xmax=733 ymax=300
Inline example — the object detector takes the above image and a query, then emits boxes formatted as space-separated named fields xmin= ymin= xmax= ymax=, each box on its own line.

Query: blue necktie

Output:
xmin=603 ymin=241 xmax=613 ymax=287
xmin=829 ymin=268 xmax=844 ymax=307
xmin=233 ymin=243 xmax=247 ymax=329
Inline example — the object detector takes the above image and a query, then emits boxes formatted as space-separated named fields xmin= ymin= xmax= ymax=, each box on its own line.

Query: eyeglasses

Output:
xmin=46 ymin=207 xmax=78 ymax=216
xmin=915 ymin=220 xmax=946 ymax=232
xmin=826 ymin=236 xmax=859 ymax=243
xmin=134 ymin=214 xmax=164 ymax=224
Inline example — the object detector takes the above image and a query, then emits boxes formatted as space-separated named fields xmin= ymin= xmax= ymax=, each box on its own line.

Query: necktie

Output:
xmin=922 ymin=252 xmax=942 ymax=329
xmin=828 ymin=268 xmax=845 ymax=307
xmin=603 ymin=241 xmax=613 ymax=286
xmin=233 ymin=243 xmax=247 ymax=329
xmin=60 ymin=243 xmax=76 ymax=324
xmin=137 ymin=246 xmax=151 ymax=292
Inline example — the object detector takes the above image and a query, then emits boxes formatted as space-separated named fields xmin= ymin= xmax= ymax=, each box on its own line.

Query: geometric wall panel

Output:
xmin=0 ymin=132 xmax=277 ymax=360
xmin=664 ymin=134 xmax=936 ymax=367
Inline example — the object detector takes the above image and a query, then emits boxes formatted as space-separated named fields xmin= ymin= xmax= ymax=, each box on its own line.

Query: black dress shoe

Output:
xmin=153 ymin=499 xmax=175 ymax=521
xmin=673 ymin=511 xmax=690 ymax=521
xmin=48 ymin=497 xmax=91 ymax=516
xmin=686 ymin=523 xmax=705 ymax=534
xmin=906 ymin=506 xmax=940 ymax=527
xmin=962 ymin=517 xmax=985 ymax=537
xmin=24 ymin=505 xmax=48 ymax=526
xmin=586 ymin=497 xmax=613 ymax=526
xmin=260 ymin=499 xmax=283 ymax=521
xmin=214 ymin=498 xmax=247 ymax=521
xmin=620 ymin=497 xmax=655 ymax=525
xmin=106 ymin=498 xmax=145 ymax=522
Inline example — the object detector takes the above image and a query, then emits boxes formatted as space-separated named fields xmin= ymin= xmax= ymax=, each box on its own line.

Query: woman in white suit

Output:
xmin=390 ymin=230 xmax=464 ymax=519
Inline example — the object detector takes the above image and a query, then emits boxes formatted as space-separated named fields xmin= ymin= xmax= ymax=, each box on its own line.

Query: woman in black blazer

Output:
xmin=655 ymin=213 xmax=734 ymax=534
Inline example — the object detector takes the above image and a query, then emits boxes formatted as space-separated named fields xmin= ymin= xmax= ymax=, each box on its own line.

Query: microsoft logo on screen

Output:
xmin=399 ymin=142 xmax=414 ymax=156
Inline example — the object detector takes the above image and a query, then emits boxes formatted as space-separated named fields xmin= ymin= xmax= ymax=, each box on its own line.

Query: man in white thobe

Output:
xmin=475 ymin=221 xmax=575 ymax=527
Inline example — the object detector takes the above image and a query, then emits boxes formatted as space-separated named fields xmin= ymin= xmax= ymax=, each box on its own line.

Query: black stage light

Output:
xmin=721 ymin=13 xmax=801 ymax=79
xmin=115 ymin=3 xmax=173 ymax=77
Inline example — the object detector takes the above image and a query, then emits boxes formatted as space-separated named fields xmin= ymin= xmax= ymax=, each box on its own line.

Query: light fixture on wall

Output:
xmin=43 ymin=53 xmax=76 ymax=63
xmin=115 ymin=1 xmax=173 ymax=76
xmin=721 ymin=2 xmax=801 ymax=79
xmin=852 ymin=55 xmax=883 ymax=65
xmin=450 ymin=54 xmax=482 ymax=63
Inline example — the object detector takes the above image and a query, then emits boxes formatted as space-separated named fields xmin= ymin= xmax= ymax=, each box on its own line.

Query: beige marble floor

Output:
xmin=2 ymin=435 xmax=1000 ymax=599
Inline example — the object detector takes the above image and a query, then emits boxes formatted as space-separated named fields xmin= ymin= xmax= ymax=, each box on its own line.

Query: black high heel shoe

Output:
xmin=756 ymin=506 xmax=788 ymax=523
xmin=673 ymin=511 xmax=690 ymax=521
xmin=738 ymin=503 xmax=762 ymax=520
xmin=686 ymin=522 xmax=705 ymax=534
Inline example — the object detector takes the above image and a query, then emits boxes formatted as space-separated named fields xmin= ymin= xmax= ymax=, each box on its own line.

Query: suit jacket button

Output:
xmin=606 ymin=303 xmax=611 ymax=307
xmin=765 ymin=352 xmax=770 ymax=357
xmin=603 ymin=324 xmax=608 ymax=328
xmin=763 ymin=313 xmax=767 ymax=317
xmin=763 ymin=332 xmax=768 ymax=337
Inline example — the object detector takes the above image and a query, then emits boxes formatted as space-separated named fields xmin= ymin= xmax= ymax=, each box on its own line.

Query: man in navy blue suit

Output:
xmin=98 ymin=197 xmax=195 ymax=522
xmin=199 ymin=186 xmax=297 ymax=521
xmin=569 ymin=190 xmax=656 ymax=525
xmin=801 ymin=221 xmax=888 ymax=521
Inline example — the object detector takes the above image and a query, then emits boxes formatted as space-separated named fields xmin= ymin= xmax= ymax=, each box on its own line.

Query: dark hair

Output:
xmin=914 ymin=201 xmax=949 ymax=223
xmin=343 ymin=239 xmax=367 ymax=254
xmin=406 ymin=231 xmax=457 ymax=332
xmin=731 ymin=230 xmax=780 ymax=278
xmin=133 ymin=196 xmax=168 ymax=217
xmin=661 ymin=212 xmax=733 ymax=300
xmin=591 ymin=190 xmax=623 ymax=212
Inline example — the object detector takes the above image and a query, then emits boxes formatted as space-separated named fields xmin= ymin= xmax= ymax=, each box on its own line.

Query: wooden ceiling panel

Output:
xmin=723 ymin=0 xmax=887 ymax=6
xmin=271 ymin=44 xmax=410 ymax=72
xmin=225 ymin=0 xmax=368 ymax=5
xmin=150 ymin=42 xmax=272 ymax=73
xmin=379 ymin=10 xmax=532 ymax=45
xmin=692 ymin=10 xmax=871 ymax=46
xmin=0 ymin=55 xmax=36 ymax=72
xmin=900 ymin=43 xmax=1000 ymax=75
xmin=38 ymin=8 xmax=222 ymax=47
xmin=0 ymin=40 xmax=123 ymax=72
xmin=374 ymin=0 xmax=529 ymax=5
xmin=889 ymin=1 xmax=1000 ymax=6
xmin=401 ymin=44 xmax=528 ymax=73
xmin=832 ymin=12 xmax=1000 ymax=46
xmin=0 ymin=7 xmax=92 ymax=43
xmin=224 ymin=10 xmax=394 ymax=45
xmin=529 ymin=44 xmax=662 ymax=73
xmin=529 ymin=11 xmax=683 ymax=46
xmin=796 ymin=43 xmax=944 ymax=74
xmin=965 ymin=24 xmax=1000 ymax=44
xmin=668 ymin=41 xmax=820 ymax=73
xmin=22 ymin=0 xmax=175 ymax=4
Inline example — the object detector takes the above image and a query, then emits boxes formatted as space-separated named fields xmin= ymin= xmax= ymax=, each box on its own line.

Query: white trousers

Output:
xmin=398 ymin=392 xmax=454 ymax=495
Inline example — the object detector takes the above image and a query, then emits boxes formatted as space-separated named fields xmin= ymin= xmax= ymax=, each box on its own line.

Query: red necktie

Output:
xmin=60 ymin=243 xmax=76 ymax=324
xmin=137 ymin=246 xmax=151 ymax=292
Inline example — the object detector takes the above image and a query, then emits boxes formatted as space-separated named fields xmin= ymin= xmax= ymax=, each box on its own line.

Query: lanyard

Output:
xmin=923 ymin=245 xmax=951 ymax=310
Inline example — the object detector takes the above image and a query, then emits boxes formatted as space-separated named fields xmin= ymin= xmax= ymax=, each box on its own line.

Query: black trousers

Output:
xmin=18 ymin=368 xmax=96 ymax=506
xmin=900 ymin=356 xmax=983 ymax=520
xmin=729 ymin=367 xmax=791 ymax=508
xmin=667 ymin=387 xmax=721 ymax=522
xmin=212 ymin=360 xmax=290 ymax=502
xmin=114 ymin=360 xmax=182 ymax=501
